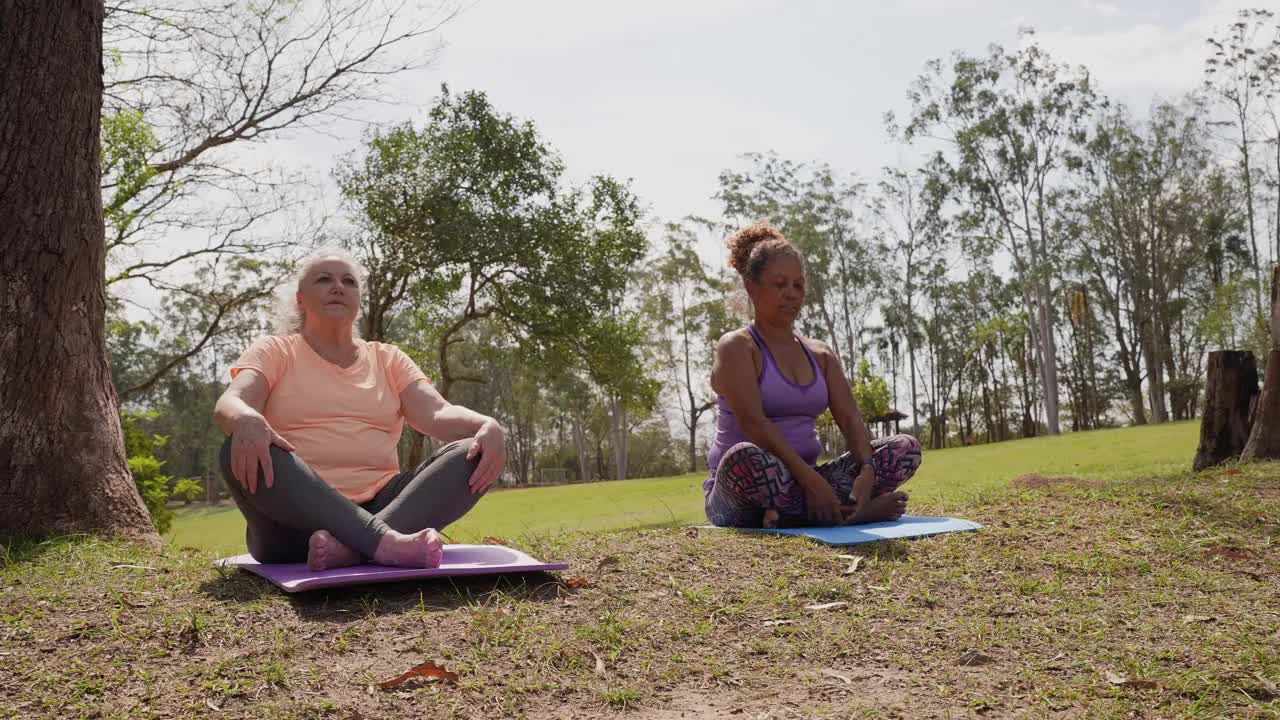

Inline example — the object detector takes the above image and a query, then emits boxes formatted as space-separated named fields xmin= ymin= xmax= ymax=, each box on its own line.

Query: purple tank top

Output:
xmin=704 ymin=326 xmax=828 ymax=492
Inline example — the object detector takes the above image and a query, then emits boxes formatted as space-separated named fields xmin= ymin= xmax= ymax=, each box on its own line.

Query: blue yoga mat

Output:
xmin=705 ymin=515 xmax=982 ymax=546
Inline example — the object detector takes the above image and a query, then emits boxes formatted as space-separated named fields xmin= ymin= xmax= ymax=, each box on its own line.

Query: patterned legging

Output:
xmin=705 ymin=434 xmax=923 ymax=527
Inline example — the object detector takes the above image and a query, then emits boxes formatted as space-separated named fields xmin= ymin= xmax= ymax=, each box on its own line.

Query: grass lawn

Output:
xmin=168 ymin=420 xmax=1200 ymax=555
xmin=4 ymin=449 xmax=1278 ymax=717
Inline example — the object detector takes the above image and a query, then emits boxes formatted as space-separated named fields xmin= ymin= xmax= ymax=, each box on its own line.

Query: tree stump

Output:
xmin=1193 ymin=351 xmax=1259 ymax=471
xmin=1242 ymin=266 xmax=1280 ymax=462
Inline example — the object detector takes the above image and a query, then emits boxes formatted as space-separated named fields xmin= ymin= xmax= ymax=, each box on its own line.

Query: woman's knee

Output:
xmin=220 ymin=440 xmax=311 ymax=494
xmin=885 ymin=434 xmax=923 ymax=473
xmin=717 ymin=443 xmax=771 ymax=475
xmin=422 ymin=441 xmax=480 ymax=488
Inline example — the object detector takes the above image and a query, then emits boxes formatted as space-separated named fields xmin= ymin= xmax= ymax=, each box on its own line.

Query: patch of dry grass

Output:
xmin=3 ymin=462 xmax=1279 ymax=719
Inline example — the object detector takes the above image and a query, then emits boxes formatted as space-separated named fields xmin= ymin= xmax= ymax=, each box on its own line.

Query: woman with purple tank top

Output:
xmin=704 ymin=222 xmax=923 ymax=528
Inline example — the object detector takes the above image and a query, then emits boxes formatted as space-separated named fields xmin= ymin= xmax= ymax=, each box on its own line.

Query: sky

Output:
xmin=258 ymin=0 xmax=1258 ymax=265
xmin=117 ymin=0 xmax=1262 ymax=310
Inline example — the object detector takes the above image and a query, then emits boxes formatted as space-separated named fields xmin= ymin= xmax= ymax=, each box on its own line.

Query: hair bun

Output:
xmin=726 ymin=221 xmax=787 ymax=277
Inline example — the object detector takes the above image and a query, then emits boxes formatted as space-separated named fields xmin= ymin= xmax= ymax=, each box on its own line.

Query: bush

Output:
xmin=127 ymin=455 xmax=174 ymax=533
xmin=120 ymin=411 xmax=174 ymax=533
xmin=171 ymin=478 xmax=204 ymax=505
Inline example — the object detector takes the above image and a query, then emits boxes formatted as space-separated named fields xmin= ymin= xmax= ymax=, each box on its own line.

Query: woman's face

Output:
xmin=746 ymin=253 xmax=806 ymax=326
xmin=296 ymin=257 xmax=361 ymax=330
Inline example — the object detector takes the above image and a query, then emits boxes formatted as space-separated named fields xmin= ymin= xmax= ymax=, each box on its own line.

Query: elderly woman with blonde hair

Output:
xmin=213 ymin=249 xmax=505 ymax=570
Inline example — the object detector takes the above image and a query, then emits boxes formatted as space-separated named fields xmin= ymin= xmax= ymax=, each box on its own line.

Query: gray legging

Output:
xmin=219 ymin=439 xmax=483 ymax=563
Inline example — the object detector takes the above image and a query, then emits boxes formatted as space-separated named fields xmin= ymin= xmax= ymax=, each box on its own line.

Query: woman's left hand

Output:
xmin=466 ymin=419 xmax=507 ymax=493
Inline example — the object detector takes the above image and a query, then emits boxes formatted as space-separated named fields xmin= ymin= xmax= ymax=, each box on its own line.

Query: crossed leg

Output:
xmin=704 ymin=434 xmax=923 ymax=528
xmin=220 ymin=440 xmax=482 ymax=568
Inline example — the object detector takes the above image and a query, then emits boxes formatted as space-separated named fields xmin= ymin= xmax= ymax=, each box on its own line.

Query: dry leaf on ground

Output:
xmin=1182 ymin=615 xmax=1216 ymax=624
xmin=378 ymin=661 xmax=459 ymax=689
xmin=564 ymin=577 xmax=591 ymax=588
xmin=1104 ymin=671 xmax=1158 ymax=690
xmin=834 ymin=554 xmax=864 ymax=574
xmin=804 ymin=601 xmax=849 ymax=611
xmin=956 ymin=651 xmax=994 ymax=667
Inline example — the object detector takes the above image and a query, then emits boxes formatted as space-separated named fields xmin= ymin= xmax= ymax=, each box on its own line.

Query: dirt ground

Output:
xmin=3 ymin=464 xmax=1278 ymax=719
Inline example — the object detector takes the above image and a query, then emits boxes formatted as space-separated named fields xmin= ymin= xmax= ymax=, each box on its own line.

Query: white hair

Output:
xmin=273 ymin=247 xmax=369 ymax=336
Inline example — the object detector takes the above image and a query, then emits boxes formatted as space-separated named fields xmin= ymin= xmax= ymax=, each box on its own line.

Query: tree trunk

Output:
xmin=1193 ymin=351 xmax=1259 ymax=471
xmin=687 ymin=418 xmax=698 ymax=474
xmin=1035 ymin=277 xmax=1061 ymax=434
xmin=0 ymin=1 xmax=157 ymax=541
xmin=610 ymin=395 xmax=627 ymax=481
xmin=571 ymin=417 xmax=590 ymax=483
xmin=928 ymin=415 xmax=945 ymax=450
xmin=1139 ymin=309 xmax=1169 ymax=423
xmin=1242 ymin=267 xmax=1280 ymax=462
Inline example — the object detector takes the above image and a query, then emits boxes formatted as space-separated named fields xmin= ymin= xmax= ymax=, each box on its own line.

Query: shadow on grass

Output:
xmin=197 ymin=568 xmax=568 ymax=620
xmin=0 ymin=533 xmax=141 ymax=569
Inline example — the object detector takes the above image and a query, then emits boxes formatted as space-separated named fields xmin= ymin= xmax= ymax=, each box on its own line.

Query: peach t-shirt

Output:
xmin=230 ymin=335 xmax=428 ymax=503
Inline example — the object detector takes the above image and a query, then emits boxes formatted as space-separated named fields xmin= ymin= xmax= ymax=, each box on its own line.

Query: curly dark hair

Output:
xmin=725 ymin=221 xmax=802 ymax=283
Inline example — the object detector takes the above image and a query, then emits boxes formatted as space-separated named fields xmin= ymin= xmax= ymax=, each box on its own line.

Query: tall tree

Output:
xmin=641 ymin=223 xmax=734 ymax=472
xmin=900 ymin=41 xmax=1099 ymax=435
xmin=1204 ymin=8 xmax=1278 ymax=296
xmin=1 ymin=1 xmax=156 ymax=540
xmin=339 ymin=88 xmax=651 ymax=464
xmin=100 ymin=0 xmax=454 ymax=392
xmin=1076 ymin=99 xmax=1229 ymax=423
xmin=873 ymin=165 xmax=946 ymax=435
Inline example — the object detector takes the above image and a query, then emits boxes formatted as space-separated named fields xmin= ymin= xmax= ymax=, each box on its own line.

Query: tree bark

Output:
xmin=610 ymin=395 xmax=628 ymax=481
xmin=0 ymin=1 xmax=157 ymax=541
xmin=1193 ymin=351 xmax=1259 ymax=471
xmin=571 ymin=417 xmax=591 ymax=483
xmin=1035 ymin=277 xmax=1061 ymax=434
xmin=1242 ymin=266 xmax=1280 ymax=462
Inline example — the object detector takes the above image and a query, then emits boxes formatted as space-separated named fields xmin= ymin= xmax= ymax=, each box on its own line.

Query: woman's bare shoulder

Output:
xmin=799 ymin=335 xmax=841 ymax=370
xmin=714 ymin=326 xmax=756 ymax=354
xmin=795 ymin=333 xmax=831 ymax=354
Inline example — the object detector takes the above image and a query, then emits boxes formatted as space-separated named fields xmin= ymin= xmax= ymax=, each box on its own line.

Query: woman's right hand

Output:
xmin=229 ymin=412 xmax=295 ymax=494
xmin=800 ymin=467 xmax=843 ymax=525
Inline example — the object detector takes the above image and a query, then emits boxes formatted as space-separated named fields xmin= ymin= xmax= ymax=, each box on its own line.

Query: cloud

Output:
xmin=1029 ymin=0 xmax=1258 ymax=105
xmin=1080 ymin=0 xmax=1122 ymax=18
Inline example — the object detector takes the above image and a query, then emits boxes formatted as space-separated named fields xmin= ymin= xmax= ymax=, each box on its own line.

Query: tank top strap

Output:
xmin=747 ymin=325 xmax=775 ymax=378
xmin=797 ymin=337 xmax=821 ymax=378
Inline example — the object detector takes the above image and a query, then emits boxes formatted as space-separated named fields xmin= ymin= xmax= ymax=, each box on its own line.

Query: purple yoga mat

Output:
xmin=217 ymin=544 xmax=570 ymax=593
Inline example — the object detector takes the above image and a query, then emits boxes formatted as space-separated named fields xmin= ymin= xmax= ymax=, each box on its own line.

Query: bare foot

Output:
xmin=848 ymin=491 xmax=909 ymax=524
xmin=372 ymin=528 xmax=444 ymax=569
xmin=762 ymin=507 xmax=780 ymax=529
xmin=307 ymin=530 xmax=361 ymax=571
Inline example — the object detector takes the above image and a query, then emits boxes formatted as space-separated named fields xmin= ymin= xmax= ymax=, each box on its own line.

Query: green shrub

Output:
xmin=171 ymin=478 xmax=204 ymax=505
xmin=120 ymin=411 xmax=173 ymax=533
xmin=127 ymin=455 xmax=174 ymax=533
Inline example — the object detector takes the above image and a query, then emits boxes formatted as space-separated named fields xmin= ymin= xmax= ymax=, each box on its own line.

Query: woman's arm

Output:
xmin=711 ymin=331 xmax=844 ymax=524
xmin=212 ymin=370 xmax=295 ymax=493
xmin=399 ymin=380 xmax=506 ymax=492
xmin=213 ymin=370 xmax=268 ymax=435
xmin=817 ymin=344 xmax=879 ymax=521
